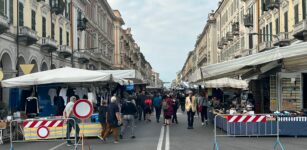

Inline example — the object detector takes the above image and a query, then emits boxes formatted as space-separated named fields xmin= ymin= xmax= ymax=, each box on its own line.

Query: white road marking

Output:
xmin=157 ymin=126 xmax=165 ymax=150
xmin=165 ymin=126 xmax=170 ymax=150
xmin=49 ymin=142 xmax=66 ymax=150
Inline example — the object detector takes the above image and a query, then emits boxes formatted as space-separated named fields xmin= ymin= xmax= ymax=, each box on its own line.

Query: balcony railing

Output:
xmin=41 ymin=37 xmax=58 ymax=52
xmin=226 ymin=32 xmax=234 ymax=41
xmin=77 ymin=18 xmax=87 ymax=31
xmin=232 ymin=22 xmax=239 ymax=36
xmin=273 ymin=32 xmax=291 ymax=47
xmin=293 ymin=19 xmax=307 ymax=41
xmin=0 ymin=14 xmax=9 ymax=34
xmin=58 ymin=45 xmax=72 ymax=58
xmin=18 ymin=26 xmax=38 ymax=45
xmin=50 ymin=0 xmax=65 ymax=15
xmin=259 ymin=41 xmax=274 ymax=52
xmin=74 ymin=50 xmax=90 ymax=63
xmin=266 ymin=0 xmax=280 ymax=10
xmin=221 ymin=37 xmax=228 ymax=45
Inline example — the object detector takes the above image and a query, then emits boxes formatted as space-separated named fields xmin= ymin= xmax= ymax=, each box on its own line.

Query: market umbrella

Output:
xmin=1 ymin=67 xmax=125 ymax=88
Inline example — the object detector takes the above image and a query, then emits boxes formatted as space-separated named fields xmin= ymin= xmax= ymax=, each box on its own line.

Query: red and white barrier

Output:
xmin=226 ymin=115 xmax=267 ymax=123
xmin=23 ymin=120 xmax=64 ymax=128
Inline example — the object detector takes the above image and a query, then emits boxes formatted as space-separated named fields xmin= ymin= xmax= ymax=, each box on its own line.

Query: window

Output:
xmin=51 ymin=23 xmax=55 ymax=39
xmin=294 ymin=5 xmax=299 ymax=24
xmin=0 ymin=0 xmax=6 ymax=16
xmin=31 ymin=10 xmax=36 ymax=31
xmin=284 ymin=12 xmax=288 ymax=32
xmin=260 ymin=29 xmax=262 ymax=43
xmin=42 ymin=17 xmax=46 ymax=37
xmin=275 ymin=18 xmax=279 ymax=34
xmin=266 ymin=24 xmax=269 ymax=42
xmin=304 ymin=0 xmax=307 ymax=19
xmin=60 ymin=27 xmax=63 ymax=45
xmin=66 ymin=32 xmax=69 ymax=46
xmin=19 ymin=2 xmax=24 ymax=26
xmin=262 ymin=27 xmax=265 ymax=42
xmin=269 ymin=22 xmax=272 ymax=41
xmin=9 ymin=0 xmax=12 ymax=23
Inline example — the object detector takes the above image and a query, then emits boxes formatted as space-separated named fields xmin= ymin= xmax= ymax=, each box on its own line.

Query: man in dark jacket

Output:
xmin=120 ymin=97 xmax=137 ymax=139
xmin=98 ymin=100 xmax=108 ymax=139
xmin=136 ymin=91 xmax=146 ymax=121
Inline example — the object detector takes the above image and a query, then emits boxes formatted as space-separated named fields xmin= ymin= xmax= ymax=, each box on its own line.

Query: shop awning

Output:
xmin=98 ymin=70 xmax=145 ymax=84
xmin=1 ymin=67 xmax=126 ymax=88
xmin=200 ymin=42 xmax=307 ymax=80
xmin=203 ymin=78 xmax=248 ymax=89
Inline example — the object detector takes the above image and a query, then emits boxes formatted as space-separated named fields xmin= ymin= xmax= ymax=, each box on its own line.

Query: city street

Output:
xmin=2 ymin=112 xmax=306 ymax=150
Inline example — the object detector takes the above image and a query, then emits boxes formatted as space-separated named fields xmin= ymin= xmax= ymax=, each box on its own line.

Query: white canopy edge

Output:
xmin=202 ymin=78 xmax=248 ymax=89
xmin=98 ymin=70 xmax=144 ymax=84
xmin=1 ymin=67 xmax=124 ymax=88
xmin=201 ymin=42 xmax=307 ymax=80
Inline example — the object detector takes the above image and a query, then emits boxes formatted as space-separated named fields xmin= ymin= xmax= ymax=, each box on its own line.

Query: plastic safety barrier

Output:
xmin=213 ymin=114 xmax=285 ymax=150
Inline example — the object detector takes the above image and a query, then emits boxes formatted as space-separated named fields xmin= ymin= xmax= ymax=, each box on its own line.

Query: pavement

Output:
xmin=1 ymin=112 xmax=307 ymax=150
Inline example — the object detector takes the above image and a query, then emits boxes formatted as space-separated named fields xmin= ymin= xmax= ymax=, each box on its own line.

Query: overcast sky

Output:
xmin=108 ymin=0 xmax=218 ymax=83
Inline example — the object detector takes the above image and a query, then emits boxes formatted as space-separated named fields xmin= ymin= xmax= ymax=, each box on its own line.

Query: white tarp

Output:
xmin=1 ymin=67 xmax=123 ymax=88
xmin=201 ymin=42 xmax=307 ymax=80
xmin=204 ymin=78 xmax=248 ymax=89
xmin=98 ymin=70 xmax=144 ymax=84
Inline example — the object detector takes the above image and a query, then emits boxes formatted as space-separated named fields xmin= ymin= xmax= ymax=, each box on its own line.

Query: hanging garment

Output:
xmin=48 ymin=88 xmax=57 ymax=106
xmin=59 ymin=88 xmax=68 ymax=105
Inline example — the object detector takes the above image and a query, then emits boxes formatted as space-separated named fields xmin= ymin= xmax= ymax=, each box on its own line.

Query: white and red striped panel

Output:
xmin=23 ymin=120 xmax=64 ymax=128
xmin=227 ymin=115 xmax=267 ymax=123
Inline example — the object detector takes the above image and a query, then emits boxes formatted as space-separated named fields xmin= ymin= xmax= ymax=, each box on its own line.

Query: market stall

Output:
xmin=1 ymin=67 xmax=127 ymax=141
xmin=201 ymin=42 xmax=307 ymax=136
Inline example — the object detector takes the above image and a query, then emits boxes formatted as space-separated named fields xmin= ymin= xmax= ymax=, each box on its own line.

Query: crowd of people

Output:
xmin=63 ymin=89 xmax=210 ymax=146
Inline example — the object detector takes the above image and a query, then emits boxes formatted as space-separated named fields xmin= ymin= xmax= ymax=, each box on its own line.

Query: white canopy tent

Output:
xmin=1 ymin=67 xmax=126 ymax=88
xmin=201 ymin=42 xmax=307 ymax=80
xmin=203 ymin=78 xmax=248 ymax=89
xmin=98 ymin=70 xmax=145 ymax=84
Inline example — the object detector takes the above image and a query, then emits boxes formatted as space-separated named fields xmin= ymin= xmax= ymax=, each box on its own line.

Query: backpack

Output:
xmin=162 ymin=101 xmax=169 ymax=110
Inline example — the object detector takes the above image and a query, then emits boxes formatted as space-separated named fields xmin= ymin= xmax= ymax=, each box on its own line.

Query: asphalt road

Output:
xmin=1 ymin=112 xmax=307 ymax=150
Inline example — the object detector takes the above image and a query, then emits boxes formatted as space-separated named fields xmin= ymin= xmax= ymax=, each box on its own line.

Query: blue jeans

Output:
xmin=66 ymin=117 xmax=80 ymax=144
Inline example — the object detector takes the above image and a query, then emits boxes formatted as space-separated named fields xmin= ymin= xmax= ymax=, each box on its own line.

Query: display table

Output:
xmin=24 ymin=123 xmax=102 ymax=140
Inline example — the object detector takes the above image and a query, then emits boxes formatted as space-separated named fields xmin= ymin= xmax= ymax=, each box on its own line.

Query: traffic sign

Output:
xmin=73 ymin=99 xmax=93 ymax=119
xmin=37 ymin=126 xmax=49 ymax=139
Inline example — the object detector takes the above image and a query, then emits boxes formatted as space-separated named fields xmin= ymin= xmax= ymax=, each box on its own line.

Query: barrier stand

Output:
xmin=9 ymin=118 xmax=77 ymax=150
xmin=213 ymin=114 xmax=285 ymax=150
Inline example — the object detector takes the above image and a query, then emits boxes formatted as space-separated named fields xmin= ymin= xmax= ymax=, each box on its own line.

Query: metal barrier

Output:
xmin=213 ymin=114 xmax=285 ymax=150
xmin=10 ymin=118 xmax=78 ymax=150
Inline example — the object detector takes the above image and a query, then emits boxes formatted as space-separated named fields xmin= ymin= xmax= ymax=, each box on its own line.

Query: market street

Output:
xmin=2 ymin=112 xmax=307 ymax=150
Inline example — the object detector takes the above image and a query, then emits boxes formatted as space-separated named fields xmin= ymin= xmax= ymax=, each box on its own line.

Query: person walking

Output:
xmin=185 ymin=91 xmax=197 ymax=129
xmin=98 ymin=100 xmax=108 ymax=139
xmin=102 ymin=96 xmax=122 ymax=144
xmin=153 ymin=93 xmax=162 ymax=123
xmin=178 ymin=92 xmax=186 ymax=112
xmin=172 ymin=95 xmax=179 ymax=124
xmin=136 ymin=91 xmax=146 ymax=121
xmin=120 ymin=97 xmax=137 ymax=139
xmin=144 ymin=96 xmax=153 ymax=122
xmin=63 ymin=96 xmax=80 ymax=146
xmin=163 ymin=95 xmax=174 ymax=126
xmin=197 ymin=91 xmax=209 ymax=126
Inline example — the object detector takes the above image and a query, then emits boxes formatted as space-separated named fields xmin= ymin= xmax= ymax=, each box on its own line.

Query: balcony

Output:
xmin=77 ymin=18 xmax=87 ymax=31
xmin=266 ymin=0 xmax=280 ymax=10
xmin=50 ymin=0 xmax=65 ymax=15
xmin=18 ymin=26 xmax=38 ymax=46
xmin=232 ymin=22 xmax=240 ymax=36
xmin=273 ymin=32 xmax=291 ymax=47
xmin=244 ymin=15 xmax=253 ymax=28
xmin=218 ymin=41 xmax=224 ymax=49
xmin=58 ymin=45 xmax=72 ymax=58
xmin=40 ymin=37 xmax=57 ymax=52
xmin=293 ymin=19 xmax=307 ymax=41
xmin=221 ymin=37 xmax=228 ymax=45
xmin=0 ymin=15 xmax=9 ymax=34
xmin=74 ymin=50 xmax=90 ymax=63
xmin=226 ymin=32 xmax=234 ymax=41
xmin=259 ymin=41 xmax=274 ymax=52
xmin=207 ymin=12 xmax=216 ymax=23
